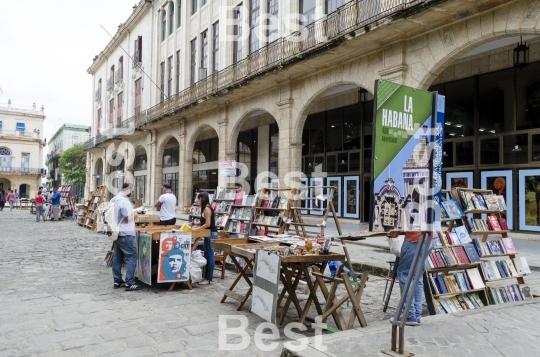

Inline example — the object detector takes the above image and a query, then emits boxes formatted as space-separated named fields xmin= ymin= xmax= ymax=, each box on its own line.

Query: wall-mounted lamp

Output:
xmin=443 ymin=151 xmax=449 ymax=157
xmin=512 ymin=145 xmax=522 ymax=152
xmin=340 ymin=159 xmax=347 ymax=165
xmin=514 ymin=36 xmax=529 ymax=69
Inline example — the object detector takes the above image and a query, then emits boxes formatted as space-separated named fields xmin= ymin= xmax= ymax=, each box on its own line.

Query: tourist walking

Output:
xmin=0 ymin=190 xmax=5 ymax=211
xmin=50 ymin=187 xmax=62 ymax=221
xmin=6 ymin=190 xmax=16 ymax=211
xmin=192 ymin=191 xmax=218 ymax=285
xmin=35 ymin=190 xmax=46 ymax=222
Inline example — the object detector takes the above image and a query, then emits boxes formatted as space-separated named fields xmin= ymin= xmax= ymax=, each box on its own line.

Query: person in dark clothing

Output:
xmin=192 ymin=191 xmax=218 ymax=285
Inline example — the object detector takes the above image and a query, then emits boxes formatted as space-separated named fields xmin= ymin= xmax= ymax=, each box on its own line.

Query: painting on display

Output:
xmin=252 ymin=249 xmax=281 ymax=323
xmin=327 ymin=177 xmax=342 ymax=217
xmin=445 ymin=171 xmax=473 ymax=201
xmin=309 ymin=177 xmax=325 ymax=216
xmin=481 ymin=170 xmax=513 ymax=230
xmin=518 ymin=169 xmax=540 ymax=232
xmin=343 ymin=176 xmax=359 ymax=218
xmin=157 ymin=232 xmax=191 ymax=283
xmin=371 ymin=79 xmax=444 ymax=232
xmin=137 ymin=232 xmax=152 ymax=285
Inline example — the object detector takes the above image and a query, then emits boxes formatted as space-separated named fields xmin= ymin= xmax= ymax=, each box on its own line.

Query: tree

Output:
xmin=59 ymin=144 xmax=86 ymax=187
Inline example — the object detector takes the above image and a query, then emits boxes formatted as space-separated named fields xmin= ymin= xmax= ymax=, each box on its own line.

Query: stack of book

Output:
xmin=226 ymin=220 xmax=249 ymax=234
xmin=428 ymin=244 xmax=479 ymax=268
xmin=479 ymin=259 xmax=520 ymax=280
xmin=260 ymin=195 xmax=289 ymax=209
xmin=254 ymin=215 xmax=283 ymax=226
xmin=218 ymin=189 xmax=237 ymax=200
xmin=456 ymin=190 xmax=506 ymax=212
xmin=467 ymin=215 xmax=508 ymax=231
xmin=488 ymin=284 xmax=527 ymax=304
xmin=473 ymin=237 xmax=516 ymax=256
xmin=436 ymin=293 xmax=485 ymax=314
xmin=435 ymin=226 xmax=472 ymax=246
xmin=230 ymin=207 xmax=254 ymax=220
xmin=428 ymin=268 xmax=485 ymax=295
xmin=214 ymin=202 xmax=232 ymax=214
xmin=214 ymin=214 xmax=229 ymax=227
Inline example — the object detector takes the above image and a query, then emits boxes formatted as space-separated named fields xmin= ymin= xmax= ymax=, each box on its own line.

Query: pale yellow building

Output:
xmin=0 ymin=101 xmax=46 ymax=198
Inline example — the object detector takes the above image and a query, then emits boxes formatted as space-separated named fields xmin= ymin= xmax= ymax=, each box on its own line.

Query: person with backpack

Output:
xmin=110 ymin=182 xmax=141 ymax=291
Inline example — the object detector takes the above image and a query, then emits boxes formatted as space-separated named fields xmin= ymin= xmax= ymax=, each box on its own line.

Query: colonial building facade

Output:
xmin=0 ymin=101 xmax=46 ymax=197
xmin=86 ymin=0 xmax=540 ymax=229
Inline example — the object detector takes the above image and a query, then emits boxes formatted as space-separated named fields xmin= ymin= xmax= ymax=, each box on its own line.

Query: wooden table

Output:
xmin=136 ymin=214 xmax=160 ymax=225
xmin=136 ymin=226 xmax=210 ymax=290
xmin=211 ymin=239 xmax=278 ymax=310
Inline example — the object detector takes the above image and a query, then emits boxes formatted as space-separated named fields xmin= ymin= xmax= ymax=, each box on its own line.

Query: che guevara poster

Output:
xmin=157 ymin=232 xmax=191 ymax=283
xmin=371 ymin=80 xmax=444 ymax=232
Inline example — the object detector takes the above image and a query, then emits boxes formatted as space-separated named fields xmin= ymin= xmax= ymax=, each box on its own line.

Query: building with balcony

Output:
xmin=46 ymin=124 xmax=91 ymax=193
xmin=0 ymin=101 xmax=46 ymax=198
xmin=86 ymin=0 xmax=540 ymax=230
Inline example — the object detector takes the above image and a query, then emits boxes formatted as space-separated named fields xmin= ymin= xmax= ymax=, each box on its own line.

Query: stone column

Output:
xmin=177 ymin=119 xmax=191 ymax=210
xmin=218 ymin=108 xmax=235 ymax=188
xmin=378 ymin=41 xmax=408 ymax=85
xmin=147 ymin=130 xmax=158 ymax=205
xmin=277 ymin=96 xmax=302 ymax=187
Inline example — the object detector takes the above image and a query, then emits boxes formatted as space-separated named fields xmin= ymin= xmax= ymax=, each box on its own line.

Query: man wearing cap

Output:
xmin=155 ymin=182 xmax=177 ymax=225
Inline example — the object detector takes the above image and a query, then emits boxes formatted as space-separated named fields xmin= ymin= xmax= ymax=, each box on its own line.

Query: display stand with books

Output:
xmin=286 ymin=185 xmax=342 ymax=237
xmin=188 ymin=189 xmax=216 ymax=224
xmin=224 ymin=192 xmax=257 ymax=237
xmin=426 ymin=189 xmax=531 ymax=314
xmin=78 ymin=185 xmax=107 ymax=231
xmin=249 ymin=187 xmax=297 ymax=236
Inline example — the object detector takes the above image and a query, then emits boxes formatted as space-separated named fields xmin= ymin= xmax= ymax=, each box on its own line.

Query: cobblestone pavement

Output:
xmin=2 ymin=210 xmax=539 ymax=357
xmin=0 ymin=210 xmax=400 ymax=357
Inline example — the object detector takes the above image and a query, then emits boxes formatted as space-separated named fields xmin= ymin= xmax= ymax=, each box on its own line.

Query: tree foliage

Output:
xmin=59 ymin=144 xmax=86 ymax=184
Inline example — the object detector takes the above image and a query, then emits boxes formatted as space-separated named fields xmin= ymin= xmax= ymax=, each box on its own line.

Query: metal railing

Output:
xmin=133 ymin=49 xmax=142 ymax=65
xmin=107 ymin=77 xmax=114 ymax=90
xmin=95 ymin=88 xmax=102 ymax=101
xmin=0 ymin=167 xmax=46 ymax=175
xmin=0 ymin=130 xmax=41 ymax=138
xmin=115 ymin=67 xmax=123 ymax=83
xmin=87 ymin=0 xmax=427 ymax=149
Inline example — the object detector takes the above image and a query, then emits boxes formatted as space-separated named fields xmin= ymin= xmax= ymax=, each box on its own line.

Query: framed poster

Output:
xmin=137 ymin=232 xmax=153 ymax=285
xmin=327 ymin=176 xmax=342 ymax=217
xmin=518 ymin=169 xmax=540 ymax=232
xmin=343 ymin=176 xmax=360 ymax=218
xmin=481 ymin=170 xmax=513 ymax=230
xmin=445 ymin=171 xmax=473 ymax=201
xmin=271 ymin=179 xmax=279 ymax=188
xmin=309 ymin=177 xmax=325 ymax=216
xmin=299 ymin=178 xmax=309 ymax=215
xmin=252 ymin=250 xmax=281 ymax=323
xmin=157 ymin=232 xmax=191 ymax=283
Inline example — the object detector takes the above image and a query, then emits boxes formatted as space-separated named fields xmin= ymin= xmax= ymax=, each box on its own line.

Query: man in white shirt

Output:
xmin=155 ymin=182 xmax=177 ymax=225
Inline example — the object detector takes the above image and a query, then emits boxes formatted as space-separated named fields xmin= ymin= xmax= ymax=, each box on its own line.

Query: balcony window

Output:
xmin=16 ymin=122 xmax=25 ymax=132
xmin=169 ymin=3 xmax=174 ymax=35
xmin=178 ymin=0 xmax=182 ymax=28
xmin=162 ymin=12 xmax=166 ymax=42
xmin=201 ymin=30 xmax=208 ymax=79
xmin=301 ymin=0 xmax=316 ymax=26
xmin=133 ymin=36 xmax=142 ymax=64
xmin=249 ymin=0 xmax=260 ymax=54
xmin=70 ymin=135 xmax=80 ymax=147
xmin=192 ymin=0 xmax=198 ymax=14
xmin=267 ymin=0 xmax=279 ymax=43
xmin=233 ymin=4 xmax=243 ymax=64
xmin=212 ymin=22 xmax=219 ymax=73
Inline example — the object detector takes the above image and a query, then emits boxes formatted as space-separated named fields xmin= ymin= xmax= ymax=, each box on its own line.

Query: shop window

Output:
xmin=337 ymin=153 xmax=348 ymax=173
xmin=443 ymin=142 xmax=453 ymax=168
xmin=134 ymin=175 xmax=146 ymax=202
xmin=162 ymin=173 xmax=178 ymax=203
xmin=343 ymin=104 xmax=360 ymax=150
xmin=314 ymin=156 xmax=324 ymax=173
xmin=363 ymin=101 xmax=373 ymax=172
xmin=479 ymin=69 xmax=514 ymax=134
xmin=134 ymin=154 xmax=147 ymax=171
xmin=326 ymin=154 xmax=336 ymax=173
xmin=269 ymin=123 xmax=279 ymax=176
xmin=480 ymin=138 xmax=500 ymax=165
xmin=516 ymin=61 xmax=540 ymax=131
xmin=503 ymin=134 xmax=528 ymax=165
xmin=442 ymin=78 xmax=475 ymax=138
xmin=327 ymin=108 xmax=343 ymax=152
xmin=349 ymin=152 xmax=360 ymax=172
xmin=302 ymin=128 xmax=310 ymax=156
xmin=533 ymin=134 xmax=540 ymax=162
xmin=163 ymin=146 xmax=179 ymax=167
xmin=309 ymin=113 xmax=325 ymax=155
xmin=456 ymin=141 xmax=474 ymax=166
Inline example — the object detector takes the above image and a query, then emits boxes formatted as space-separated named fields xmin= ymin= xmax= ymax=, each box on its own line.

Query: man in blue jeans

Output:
xmin=111 ymin=183 xmax=142 ymax=291
xmin=389 ymin=230 xmax=435 ymax=326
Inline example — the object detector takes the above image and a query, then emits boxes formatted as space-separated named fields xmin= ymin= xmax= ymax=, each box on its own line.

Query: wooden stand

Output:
xmin=249 ymin=187 xmax=297 ymax=235
xmin=286 ymin=185 xmax=342 ymax=237
xmin=78 ymin=186 xmax=106 ymax=230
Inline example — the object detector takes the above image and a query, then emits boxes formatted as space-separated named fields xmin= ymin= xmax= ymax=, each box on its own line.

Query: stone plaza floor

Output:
xmin=1 ymin=209 xmax=539 ymax=357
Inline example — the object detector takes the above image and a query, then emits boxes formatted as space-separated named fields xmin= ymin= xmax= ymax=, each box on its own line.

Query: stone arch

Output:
xmin=186 ymin=124 xmax=220 ymax=162
xmin=413 ymin=2 xmax=540 ymax=89
xmin=227 ymin=108 xmax=280 ymax=156
xmin=156 ymin=134 xmax=181 ymax=164
xmin=94 ymin=157 xmax=104 ymax=186
xmin=19 ymin=184 xmax=30 ymax=198
xmin=292 ymin=81 xmax=372 ymax=146
xmin=0 ymin=178 xmax=11 ymax=191
xmin=133 ymin=145 xmax=148 ymax=171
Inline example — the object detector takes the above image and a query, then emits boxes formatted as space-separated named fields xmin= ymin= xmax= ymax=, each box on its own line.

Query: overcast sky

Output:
xmin=0 ymin=0 xmax=137 ymax=144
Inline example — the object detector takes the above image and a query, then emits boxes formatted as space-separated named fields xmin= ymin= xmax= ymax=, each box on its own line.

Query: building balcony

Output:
xmin=47 ymin=148 xmax=63 ymax=161
xmin=115 ymin=67 xmax=123 ymax=84
xmin=95 ymin=88 xmax=102 ymax=101
xmin=0 ymin=167 xmax=47 ymax=175
xmin=86 ymin=0 xmax=431 ymax=149
xmin=133 ymin=50 xmax=142 ymax=66
xmin=107 ymin=77 xmax=114 ymax=91
xmin=0 ymin=130 xmax=41 ymax=139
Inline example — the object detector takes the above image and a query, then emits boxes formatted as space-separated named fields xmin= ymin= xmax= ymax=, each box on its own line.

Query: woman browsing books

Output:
xmin=192 ymin=191 xmax=218 ymax=285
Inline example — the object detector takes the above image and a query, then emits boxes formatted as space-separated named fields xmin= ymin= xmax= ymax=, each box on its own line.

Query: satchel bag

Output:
xmin=386 ymin=235 xmax=404 ymax=257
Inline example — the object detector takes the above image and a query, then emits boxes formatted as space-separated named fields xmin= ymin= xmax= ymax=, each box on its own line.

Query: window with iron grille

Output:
xmin=117 ymin=92 xmax=123 ymax=125
xmin=267 ymin=0 xmax=278 ymax=43
xmin=178 ymin=0 xmax=182 ymax=27
xmin=109 ymin=99 xmax=114 ymax=127
xmin=201 ymin=30 xmax=208 ymax=79
xmin=134 ymin=79 xmax=141 ymax=117
xmin=162 ymin=11 xmax=166 ymax=41
xmin=249 ymin=0 xmax=259 ymax=53
xmin=190 ymin=38 xmax=197 ymax=85
xmin=168 ymin=56 xmax=173 ymax=97
xmin=192 ymin=0 xmax=198 ymax=14
xmin=212 ymin=22 xmax=219 ymax=73
xmin=233 ymin=4 xmax=243 ymax=64
xmin=176 ymin=50 xmax=181 ymax=93
xmin=160 ymin=61 xmax=165 ymax=102
xmin=169 ymin=3 xmax=174 ymax=35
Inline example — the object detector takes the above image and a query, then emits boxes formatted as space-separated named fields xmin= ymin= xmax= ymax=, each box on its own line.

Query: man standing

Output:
xmin=50 ymin=187 xmax=62 ymax=221
xmin=154 ymin=182 xmax=177 ymax=225
xmin=111 ymin=182 xmax=142 ymax=291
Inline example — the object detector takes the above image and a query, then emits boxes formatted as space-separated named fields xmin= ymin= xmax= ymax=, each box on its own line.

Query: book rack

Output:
xmin=426 ymin=187 xmax=529 ymax=314
xmin=78 ymin=185 xmax=107 ymax=231
xmin=249 ymin=187 xmax=297 ymax=235
xmin=286 ymin=185 xmax=342 ymax=237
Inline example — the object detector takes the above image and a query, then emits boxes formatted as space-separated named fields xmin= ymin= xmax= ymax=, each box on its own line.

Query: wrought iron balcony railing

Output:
xmin=115 ymin=67 xmax=123 ymax=83
xmin=0 ymin=167 xmax=47 ymax=175
xmin=0 ymin=130 xmax=41 ymax=138
xmin=106 ymin=77 xmax=114 ymax=90
xmin=95 ymin=88 xmax=102 ymax=101
xmin=87 ymin=0 xmax=427 ymax=149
